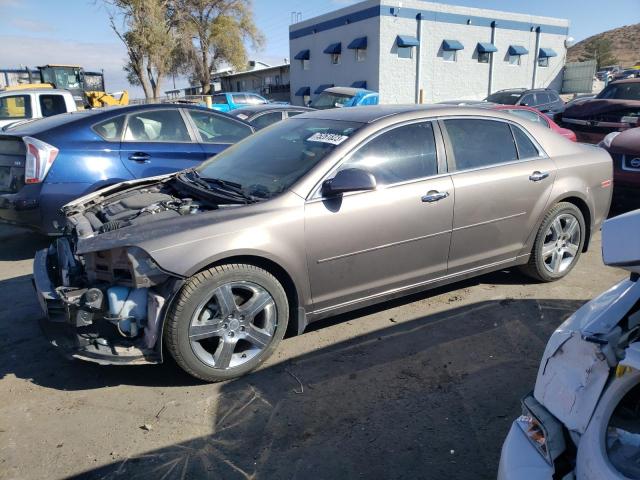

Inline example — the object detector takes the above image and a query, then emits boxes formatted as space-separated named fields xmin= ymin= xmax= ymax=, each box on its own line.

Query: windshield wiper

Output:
xmin=186 ymin=170 xmax=258 ymax=204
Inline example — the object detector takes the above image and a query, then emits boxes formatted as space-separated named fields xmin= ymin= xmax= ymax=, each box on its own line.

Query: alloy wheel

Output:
xmin=541 ymin=213 xmax=581 ymax=275
xmin=188 ymin=281 xmax=277 ymax=370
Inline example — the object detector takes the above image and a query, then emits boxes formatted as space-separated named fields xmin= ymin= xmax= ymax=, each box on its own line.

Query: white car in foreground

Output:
xmin=499 ymin=209 xmax=640 ymax=479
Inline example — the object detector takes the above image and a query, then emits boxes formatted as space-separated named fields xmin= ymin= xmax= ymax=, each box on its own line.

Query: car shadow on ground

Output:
xmin=0 ymin=225 xmax=50 ymax=262
xmin=59 ymin=297 xmax=584 ymax=480
xmin=0 ymin=224 xmax=587 ymax=479
xmin=0 ymin=265 xmax=549 ymax=391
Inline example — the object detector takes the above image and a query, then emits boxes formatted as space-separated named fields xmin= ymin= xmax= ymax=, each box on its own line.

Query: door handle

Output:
xmin=422 ymin=190 xmax=449 ymax=203
xmin=529 ymin=171 xmax=549 ymax=182
xmin=128 ymin=152 xmax=150 ymax=163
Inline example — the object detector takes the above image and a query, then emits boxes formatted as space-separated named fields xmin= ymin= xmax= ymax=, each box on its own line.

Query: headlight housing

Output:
xmin=599 ymin=131 xmax=621 ymax=150
xmin=84 ymin=246 xmax=171 ymax=288
xmin=516 ymin=394 xmax=566 ymax=465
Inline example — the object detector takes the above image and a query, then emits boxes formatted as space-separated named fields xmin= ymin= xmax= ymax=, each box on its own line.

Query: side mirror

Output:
xmin=322 ymin=168 xmax=376 ymax=196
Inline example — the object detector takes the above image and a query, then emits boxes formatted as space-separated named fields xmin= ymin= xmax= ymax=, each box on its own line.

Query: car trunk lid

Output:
xmin=0 ymin=134 xmax=25 ymax=193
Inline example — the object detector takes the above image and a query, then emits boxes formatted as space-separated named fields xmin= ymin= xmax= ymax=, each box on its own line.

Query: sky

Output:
xmin=0 ymin=0 xmax=638 ymax=98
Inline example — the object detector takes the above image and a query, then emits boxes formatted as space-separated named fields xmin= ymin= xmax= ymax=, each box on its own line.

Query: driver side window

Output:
xmin=187 ymin=110 xmax=253 ymax=143
xmin=338 ymin=122 xmax=438 ymax=185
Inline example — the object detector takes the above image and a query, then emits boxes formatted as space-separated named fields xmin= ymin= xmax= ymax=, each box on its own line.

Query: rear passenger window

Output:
xmin=511 ymin=126 xmax=540 ymax=159
xmin=520 ymin=94 xmax=536 ymax=106
xmin=39 ymin=94 xmax=67 ymax=117
xmin=124 ymin=109 xmax=190 ymax=142
xmin=0 ymin=95 xmax=31 ymax=119
xmin=340 ymin=122 xmax=438 ymax=185
xmin=444 ymin=119 xmax=518 ymax=171
xmin=93 ymin=115 xmax=125 ymax=141
xmin=537 ymin=93 xmax=551 ymax=104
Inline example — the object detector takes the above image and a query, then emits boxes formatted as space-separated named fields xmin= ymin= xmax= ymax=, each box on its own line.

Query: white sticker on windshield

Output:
xmin=306 ymin=132 xmax=349 ymax=145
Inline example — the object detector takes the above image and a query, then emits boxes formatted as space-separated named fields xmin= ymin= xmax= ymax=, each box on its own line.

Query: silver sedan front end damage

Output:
xmin=33 ymin=237 xmax=183 ymax=365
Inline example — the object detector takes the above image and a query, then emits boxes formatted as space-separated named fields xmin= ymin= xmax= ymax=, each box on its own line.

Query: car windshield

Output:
xmin=195 ymin=118 xmax=363 ymax=198
xmin=485 ymin=91 xmax=522 ymax=105
xmin=597 ymin=82 xmax=640 ymax=100
xmin=311 ymin=92 xmax=354 ymax=110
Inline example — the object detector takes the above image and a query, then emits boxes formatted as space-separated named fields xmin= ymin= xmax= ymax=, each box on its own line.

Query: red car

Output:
xmin=599 ymin=127 xmax=640 ymax=204
xmin=490 ymin=105 xmax=577 ymax=142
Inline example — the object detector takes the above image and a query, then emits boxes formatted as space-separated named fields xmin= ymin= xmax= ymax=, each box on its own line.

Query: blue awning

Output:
xmin=397 ymin=35 xmax=419 ymax=47
xmin=442 ymin=39 xmax=464 ymax=51
xmin=324 ymin=42 xmax=342 ymax=54
xmin=508 ymin=45 xmax=529 ymax=55
xmin=294 ymin=49 xmax=310 ymax=60
xmin=538 ymin=48 xmax=557 ymax=58
xmin=477 ymin=42 xmax=498 ymax=53
xmin=347 ymin=37 xmax=367 ymax=49
xmin=295 ymin=86 xmax=310 ymax=96
xmin=315 ymin=84 xmax=334 ymax=94
xmin=351 ymin=80 xmax=367 ymax=89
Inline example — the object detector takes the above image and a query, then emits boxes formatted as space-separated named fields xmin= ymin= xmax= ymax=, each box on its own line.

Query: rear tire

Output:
xmin=520 ymin=202 xmax=585 ymax=282
xmin=164 ymin=263 xmax=289 ymax=382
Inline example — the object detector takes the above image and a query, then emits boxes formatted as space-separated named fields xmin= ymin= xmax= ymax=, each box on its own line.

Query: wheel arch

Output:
xmin=189 ymin=254 xmax=306 ymax=338
xmin=554 ymin=194 xmax=593 ymax=252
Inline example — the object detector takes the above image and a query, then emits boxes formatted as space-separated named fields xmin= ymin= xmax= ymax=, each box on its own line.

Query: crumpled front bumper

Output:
xmin=498 ymin=420 xmax=555 ymax=480
xmin=32 ymin=247 xmax=161 ymax=365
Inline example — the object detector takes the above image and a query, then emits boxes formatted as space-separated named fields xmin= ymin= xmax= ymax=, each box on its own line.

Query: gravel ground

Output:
xmin=0 ymin=224 xmax=627 ymax=480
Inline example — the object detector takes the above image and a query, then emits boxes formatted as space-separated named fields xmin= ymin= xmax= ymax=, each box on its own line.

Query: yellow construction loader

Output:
xmin=0 ymin=65 xmax=129 ymax=108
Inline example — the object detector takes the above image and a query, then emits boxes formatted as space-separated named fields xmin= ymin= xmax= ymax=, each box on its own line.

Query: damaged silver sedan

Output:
xmin=33 ymin=106 xmax=613 ymax=382
xmin=499 ymin=210 xmax=640 ymax=479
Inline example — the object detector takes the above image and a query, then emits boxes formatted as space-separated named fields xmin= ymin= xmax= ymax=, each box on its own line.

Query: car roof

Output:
xmin=0 ymin=88 xmax=72 ymax=95
xmin=2 ymin=103 xmax=246 ymax=135
xmin=324 ymin=87 xmax=375 ymax=96
xmin=290 ymin=104 xmax=528 ymax=123
xmin=232 ymin=104 xmax=313 ymax=116
xmin=611 ymin=78 xmax=640 ymax=84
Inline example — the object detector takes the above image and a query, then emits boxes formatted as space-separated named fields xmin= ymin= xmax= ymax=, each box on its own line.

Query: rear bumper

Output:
xmin=33 ymin=247 xmax=161 ymax=365
xmin=0 ymin=184 xmax=43 ymax=231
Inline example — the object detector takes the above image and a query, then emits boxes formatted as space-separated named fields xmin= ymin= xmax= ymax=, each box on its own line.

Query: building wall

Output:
xmin=289 ymin=0 xmax=381 ymax=106
xmin=289 ymin=0 xmax=569 ymax=105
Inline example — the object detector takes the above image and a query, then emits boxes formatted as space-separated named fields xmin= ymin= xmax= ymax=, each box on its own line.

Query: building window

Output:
xmin=303 ymin=59 xmax=310 ymax=70
xmin=443 ymin=50 xmax=457 ymax=62
xmin=538 ymin=57 xmax=549 ymax=67
xmin=478 ymin=52 xmax=491 ymax=64
xmin=356 ymin=48 xmax=366 ymax=62
xmin=508 ymin=54 xmax=521 ymax=66
xmin=398 ymin=46 xmax=413 ymax=59
xmin=331 ymin=53 xmax=341 ymax=65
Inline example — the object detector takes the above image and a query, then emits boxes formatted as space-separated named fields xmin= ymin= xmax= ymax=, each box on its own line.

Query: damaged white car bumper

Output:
xmin=499 ymin=209 xmax=640 ymax=479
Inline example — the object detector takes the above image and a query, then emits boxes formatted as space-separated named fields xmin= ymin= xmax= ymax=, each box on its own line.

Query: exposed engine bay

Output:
xmin=38 ymin=175 xmax=233 ymax=362
xmin=64 ymin=174 xmax=222 ymax=237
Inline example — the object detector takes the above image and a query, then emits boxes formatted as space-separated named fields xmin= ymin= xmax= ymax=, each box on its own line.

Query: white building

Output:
xmin=289 ymin=0 xmax=570 ymax=105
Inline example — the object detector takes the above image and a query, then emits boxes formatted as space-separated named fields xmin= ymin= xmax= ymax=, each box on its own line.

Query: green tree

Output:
xmin=106 ymin=0 xmax=183 ymax=99
xmin=176 ymin=0 xmax=263 ymax=94
xmin=579 ymin=38 xmax=619 ymax=70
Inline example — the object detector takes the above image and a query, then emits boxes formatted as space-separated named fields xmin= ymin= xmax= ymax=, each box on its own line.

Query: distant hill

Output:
xmin=567 ymin=23 xmax=640 ymax=68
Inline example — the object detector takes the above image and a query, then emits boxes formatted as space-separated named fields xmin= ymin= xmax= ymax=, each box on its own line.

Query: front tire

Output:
xmin=521 ymin=202 xmax=585 ymax=282
xmin=164 ymin=263 xmax=289 ymax=382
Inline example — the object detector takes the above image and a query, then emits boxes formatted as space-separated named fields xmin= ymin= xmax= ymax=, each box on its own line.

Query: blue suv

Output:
xmin=0 ymin=104 xmax=254 ymax=234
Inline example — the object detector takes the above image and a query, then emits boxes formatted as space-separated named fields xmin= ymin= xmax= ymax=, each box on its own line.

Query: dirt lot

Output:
xmin=0 ymin=223 xmax=627 ymax=480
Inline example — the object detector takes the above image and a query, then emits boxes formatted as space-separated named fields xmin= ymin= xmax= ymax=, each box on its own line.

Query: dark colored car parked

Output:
xmin=485 ymin=88 xmax=565 ymax=115
xmin=560 ymin=78 xmax=640 ymax=144
xmin=231 ymin=104 xmax=314 ymax=130
xmin=599 ymin=127 xmax=640 ymax=206
xmin=0 ymin=104 xmax=253 ymax=234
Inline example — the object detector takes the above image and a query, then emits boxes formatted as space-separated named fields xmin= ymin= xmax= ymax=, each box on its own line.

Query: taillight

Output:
xmin=23 ymin=136 xmax=58 ymax=184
